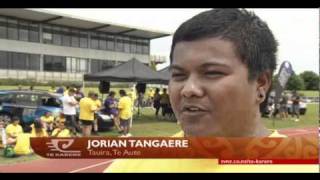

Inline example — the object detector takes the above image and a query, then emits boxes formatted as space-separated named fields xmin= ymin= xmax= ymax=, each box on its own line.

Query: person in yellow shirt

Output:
xmin=51 ymin=119 xmax=71 ymax=137
xmin=159 ymin=88 xmax=170 ymax=118
xmin=105 ymin=9 xmax=317 ymax=172
xmin=48 ymin=86 xmax=56 ymax=93
xmin=92 ymin=93 xmax=102 ymax=135
xmin=30 ymin=120 xmax=48 ymax=137
xmin=5 ymin=116 xmax=23 ymax=145
xmin=40 ymin=111 xmax=54 ymax=133
xmin=13 ymin=126 xmax=32 ymax=156
xmin=79 ymin=91 xmax=97 ymax=137
xmin=118 ymin=89 xmax=133 ymax=137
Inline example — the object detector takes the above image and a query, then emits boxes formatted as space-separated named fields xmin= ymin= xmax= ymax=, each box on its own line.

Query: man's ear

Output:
xmin=256 ymin=71 xmax=272 ymax=102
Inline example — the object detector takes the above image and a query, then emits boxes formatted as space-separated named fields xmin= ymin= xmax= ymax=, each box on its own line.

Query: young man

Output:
xmin=79 ymin=91 xmax=97 ymax=137
xmin=118 ymin=89 xmax=133 ymax=137
xmin=105 ymin=9 xmax=316 ymax=173
xmin=51 ymin=119 xmax=72 ymax=137
xmin=92 ymin=93 xmax=102 ymax=135
xmin=5 ymin=116 xmax=23 ymax=145
xmin=40 ymin=111 xmax=54 ymax=133
xmin=61 ymin=88 xmax=80 ymax=134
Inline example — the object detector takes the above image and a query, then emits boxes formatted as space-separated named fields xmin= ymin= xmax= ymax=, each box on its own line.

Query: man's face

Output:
xmin=13 ymin=120 xmax=19 ymax=126
xmin=169 ymin=37 xmax=260 ymax=137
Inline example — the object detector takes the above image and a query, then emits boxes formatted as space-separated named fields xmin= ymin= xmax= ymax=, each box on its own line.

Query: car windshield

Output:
xmin=41 ymin=96 xmax=61 ymax=108
xmin=15 ymin=94 xmax=38 ymax=106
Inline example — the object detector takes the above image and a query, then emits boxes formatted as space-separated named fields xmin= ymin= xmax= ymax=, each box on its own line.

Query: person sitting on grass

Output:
xmin=5 ymin=116 xmax=23 ymax=146
xmin=31 ymin=119 xmax=48 ymax=137
xmin=40 ymin=111 xmax=54 ymax=134
xmin=13 ymin=125 xmax=33 ymax=156
xmin=51 ymin=119 xmax=72 ymax=137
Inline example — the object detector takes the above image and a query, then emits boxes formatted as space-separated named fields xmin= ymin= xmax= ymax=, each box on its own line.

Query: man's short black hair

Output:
xmin=170 ymin=8 xmax=278 ymax=81
xmin=119 ymin=89 xmax=126 ymax=96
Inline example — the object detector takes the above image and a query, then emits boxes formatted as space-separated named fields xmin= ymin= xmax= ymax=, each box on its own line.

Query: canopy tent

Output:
xmin=158 ymin=66 xmax=170 ymax=82
xmin=83 ymin=58 xmax=168 ymax=128
xmin=83 ymin=58 xmax=168 ymax=84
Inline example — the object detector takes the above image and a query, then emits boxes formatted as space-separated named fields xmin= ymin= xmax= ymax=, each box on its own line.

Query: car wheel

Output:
xmin=0 ymin=112 xmax=12 ymax=126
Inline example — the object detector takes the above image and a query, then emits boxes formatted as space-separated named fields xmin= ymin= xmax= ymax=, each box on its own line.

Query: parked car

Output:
xmin=0 ymin=90 xmax=113 ymax=131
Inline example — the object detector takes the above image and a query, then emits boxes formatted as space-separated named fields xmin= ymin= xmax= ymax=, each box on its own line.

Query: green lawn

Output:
xmin=0 ymin=87 xmax=317 ymax=165
xmin=262 ymin=103 xmax=318 ymax=129
xmin=0 ymin=149 xmax=42 ymax=165
xmin=294 ymin=90 xmax=318 ymax=97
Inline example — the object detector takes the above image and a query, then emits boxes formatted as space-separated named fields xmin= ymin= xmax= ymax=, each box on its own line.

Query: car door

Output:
xmin=15 ymin=93 xmax=39 ymax=125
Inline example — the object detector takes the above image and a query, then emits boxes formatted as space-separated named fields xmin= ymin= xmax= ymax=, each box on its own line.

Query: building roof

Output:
xmin=0 ymin=9 xmax=171 ymax=40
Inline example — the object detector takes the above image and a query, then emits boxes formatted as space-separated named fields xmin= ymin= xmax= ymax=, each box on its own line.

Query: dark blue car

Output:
xmin=0 ymin=90 xmax=62 ymax=129
xmin=0 ymin=90 xmax=114 ymax=132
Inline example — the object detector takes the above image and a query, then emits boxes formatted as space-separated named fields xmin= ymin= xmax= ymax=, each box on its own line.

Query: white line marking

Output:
xmin=69 ymin=159 xmax=115 ymax=173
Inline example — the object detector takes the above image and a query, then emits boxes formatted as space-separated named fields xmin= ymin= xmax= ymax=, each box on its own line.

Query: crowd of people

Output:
xmin=265 ymin=91 xmax=302 ymax=122
xmin=0 ymin=85 xmax=140 ymax=157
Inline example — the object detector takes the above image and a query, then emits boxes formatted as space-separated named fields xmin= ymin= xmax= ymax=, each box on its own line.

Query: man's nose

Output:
xmin=180 ymin=75 xmax=204 ymax=98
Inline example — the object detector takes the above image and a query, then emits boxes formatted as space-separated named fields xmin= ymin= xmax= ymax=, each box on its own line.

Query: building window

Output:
xmin=90 ymin=32 xmax=99 ymax=50
xmin=107 ymin=35 xmax=114 ymax=50
xmin=52 ymin=26 xmax=61 ymax=45
xmin=0 ymin=17 xmax=7 ymax=39
xmin=99 ymin=33 xmax=107 ymax=50
xmin=130 ymin=38 xmax=137 ymax=54
xmin=71 ymin=29 xmax=79 ymax=47
xmin=61 ymin=27 xmax=71 ymax=46
xmin=79 ymin=31 xmax=88 ymax=48
xmin=0 ymin=51 xmax=8 ymax=69
xmin=28 ymin=54 xmax=40 ymax=71
xmin=78 ymin=58 xmax=88 ymax=73
xmin=115 ymin=36 xmax=124 ymax=52
xmin=7 ymin=19 xmax=18 ymax=40
xmin=136 ymin=39 xmax=143 ymax=54
xmin=44 ymin=55 xmax=66 ymax=72
xmin=11 ymin=52 xmax=26 ymax=70
xmin=142 ymin=39 xmax=150 ymax=54
xmin=90 ymin=59 xmax=100 ymax=73
xmin=18 ymin=20 xmax=29 ymax=41
xmin=29 ymin=23 xmax=39 ymax=42
xmin=123 ymin=37 xmax=130 ymax=53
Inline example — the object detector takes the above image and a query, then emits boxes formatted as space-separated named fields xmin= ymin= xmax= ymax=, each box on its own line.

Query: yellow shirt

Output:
xmin=105 ymin=131 xmax=317 ymax=173
xmin=51 ymin=128 xmax=71 ymax=137
xmin=118 ymin=96 xmax=133 ymax=120
xmin=79 ymin=97 xmax=97 ymax=121
xmin=14 ymin=133 xmax=32 ymax=155
xmin=160 ymin=93 xmax=170 ymax=104
xmin=63 ymin=89 xmax=69 ymax=96
xmin=128 ymin=89 xmax=137 ymax=101
xmin=5 ymin=124 xmax=23 ymax=138
xmin=31 ymin=128 xmax=48 ymax=137
xmin=48 ymin=88 xmax=56 ymax=93
xmin=40 ymin=115 xmax=54 ymax=123
xmin=93 ymin=99 xmax=102 ymax=109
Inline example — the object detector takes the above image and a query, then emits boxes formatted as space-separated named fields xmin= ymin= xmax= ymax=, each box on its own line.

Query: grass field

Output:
xmin=0 ymin=86 xmax=318 ymax=165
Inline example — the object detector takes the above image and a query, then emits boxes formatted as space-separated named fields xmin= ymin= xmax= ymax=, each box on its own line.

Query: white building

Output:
xmin=0 ymin=9 xmax=170 ymax=82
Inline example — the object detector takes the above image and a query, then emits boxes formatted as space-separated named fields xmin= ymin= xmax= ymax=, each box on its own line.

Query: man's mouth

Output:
xmin=181 ymin=105 xmax=208 ymax=115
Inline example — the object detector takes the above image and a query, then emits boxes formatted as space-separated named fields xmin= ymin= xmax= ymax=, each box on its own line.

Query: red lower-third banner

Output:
xmin=30 ymin=137 xmax=319 ymax=163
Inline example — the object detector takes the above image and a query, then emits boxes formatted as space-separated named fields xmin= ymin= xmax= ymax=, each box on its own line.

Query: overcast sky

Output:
xmin=42 ymin=8 xmax=319 ymax=74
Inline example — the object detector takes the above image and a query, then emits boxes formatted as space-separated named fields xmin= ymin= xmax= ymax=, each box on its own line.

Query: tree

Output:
xmin=286 ymin=74 xmax=305 ymax=90
xmin=299 ymin=71 xmax=319 ymax=90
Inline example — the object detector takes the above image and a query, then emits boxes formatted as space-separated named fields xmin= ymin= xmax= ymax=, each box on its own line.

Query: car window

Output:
xmin=15 ymin=94 xmax=38 ymax=106
xmin=0 ymin=93 xmax=15 ymax=104
xmin=41 ymin=96 xmax=61 ymax=108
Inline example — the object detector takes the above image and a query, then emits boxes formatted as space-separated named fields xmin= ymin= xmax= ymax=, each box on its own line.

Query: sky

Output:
xmin=41 ymin=8 xmax=319 ymax=74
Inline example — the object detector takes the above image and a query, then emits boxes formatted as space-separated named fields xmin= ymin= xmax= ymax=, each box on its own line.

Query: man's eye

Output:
xmin=204 ymin=71 xmax=225 ymax=76
xmin=171 ymin=73 xmax=186 ymax=80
